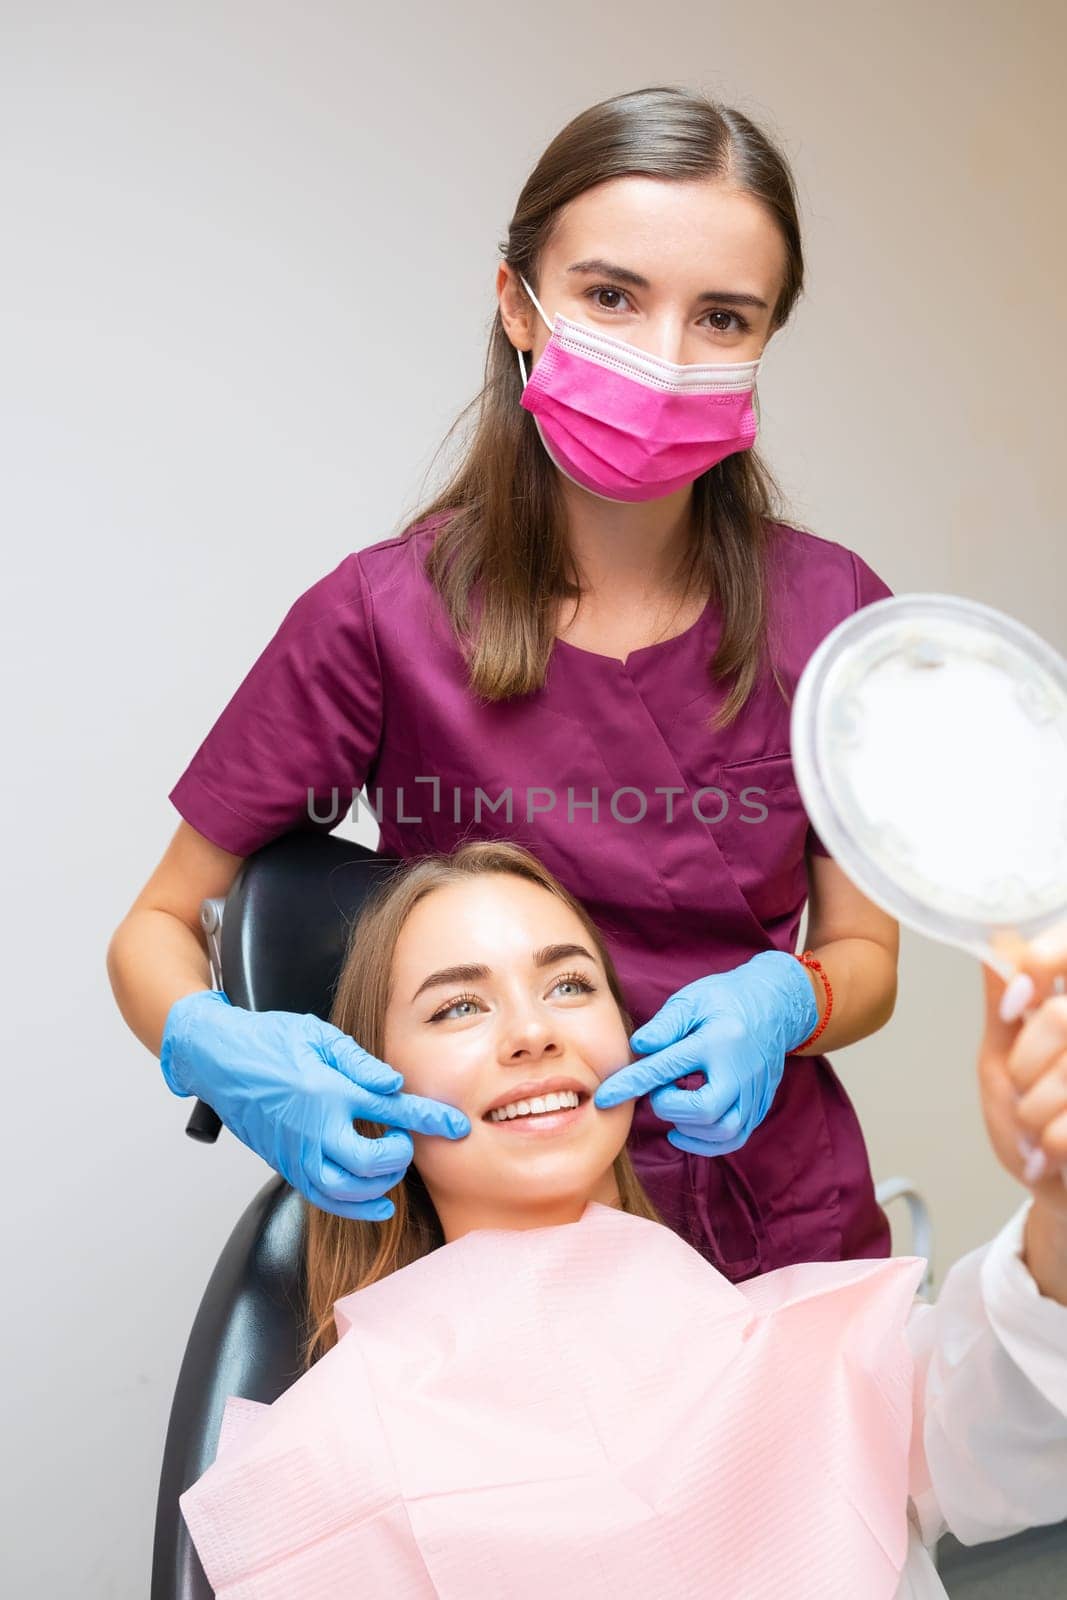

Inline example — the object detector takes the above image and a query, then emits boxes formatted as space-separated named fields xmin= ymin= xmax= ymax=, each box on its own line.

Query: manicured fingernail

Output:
xmin=1000 ymin=973 xmax=1035 ymax=1023
xmin=1023 ymin=1146 xmax=1048 ymax=1184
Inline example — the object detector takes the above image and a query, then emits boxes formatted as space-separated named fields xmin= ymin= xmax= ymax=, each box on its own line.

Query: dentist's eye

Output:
xmin=586 ymin=284 xmax=633 ymax=313
xmin=585 ymin=286 xmax=751 ymax=337
xmin=705 ymin=308 xmax=751 ymax=334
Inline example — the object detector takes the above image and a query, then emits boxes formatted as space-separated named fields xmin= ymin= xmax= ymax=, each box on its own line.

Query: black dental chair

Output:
xmin=151 ymin=831 xmax=403 ymax=1600
xmin=151 ymin=831 xmax=1067 ymax=1599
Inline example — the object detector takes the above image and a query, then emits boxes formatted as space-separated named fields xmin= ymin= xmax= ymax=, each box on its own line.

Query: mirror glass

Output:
xmin=791 ymin=595 xmax=1067 ymax=976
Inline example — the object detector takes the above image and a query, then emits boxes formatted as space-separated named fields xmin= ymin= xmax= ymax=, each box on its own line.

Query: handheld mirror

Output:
xmin=790 ymin=594 xmax=1067 ymax=982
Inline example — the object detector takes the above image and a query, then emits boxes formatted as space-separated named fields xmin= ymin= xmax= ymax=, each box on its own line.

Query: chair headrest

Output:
xmin=220 ymin=831 xmax=402 ymax=1020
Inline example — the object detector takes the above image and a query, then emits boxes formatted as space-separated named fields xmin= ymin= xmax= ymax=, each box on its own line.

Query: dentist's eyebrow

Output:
xmin=566 ymin=258 xmax=769 ymax=310
xmin=411 ymin=943 xmax=597 ymax=1003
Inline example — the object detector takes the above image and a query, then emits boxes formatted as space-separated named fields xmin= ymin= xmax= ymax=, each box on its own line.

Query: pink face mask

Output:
xmin=516 ymin=275 xmax=763 ymax=504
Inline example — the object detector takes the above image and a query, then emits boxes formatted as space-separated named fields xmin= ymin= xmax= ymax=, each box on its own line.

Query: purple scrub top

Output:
xmin=169 ymin=515 xmax=894 ymax=1279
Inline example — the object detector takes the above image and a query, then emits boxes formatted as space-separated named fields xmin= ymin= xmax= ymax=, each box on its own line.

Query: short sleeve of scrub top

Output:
xmin=169 ymin=518 xmax=896 ymax=1283
xmin=168 ymin=553 xmax=384 ymax=857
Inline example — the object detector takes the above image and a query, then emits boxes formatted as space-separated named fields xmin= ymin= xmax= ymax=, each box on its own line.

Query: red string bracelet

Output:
xmin=793 ymin=950 xmax=833 ymax=1051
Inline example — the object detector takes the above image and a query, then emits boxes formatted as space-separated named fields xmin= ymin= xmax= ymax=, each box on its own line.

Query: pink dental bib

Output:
xmin=181 ymin=1203 xmax=924 ymax=1599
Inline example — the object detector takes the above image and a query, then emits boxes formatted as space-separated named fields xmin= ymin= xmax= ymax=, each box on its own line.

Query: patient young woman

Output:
xmin=301 ymin=838 xmax=661 ymax=1363
xmin=182 ymin=841 xmax=1067 ymax=1600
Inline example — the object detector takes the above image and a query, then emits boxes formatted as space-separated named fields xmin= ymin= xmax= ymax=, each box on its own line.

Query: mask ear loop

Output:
xmin=515 ymin=273 xmax=555 ymax=388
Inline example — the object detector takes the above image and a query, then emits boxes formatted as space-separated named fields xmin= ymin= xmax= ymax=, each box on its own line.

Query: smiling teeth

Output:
xmin=489 ymin=1090 xmax=580 ymax=1121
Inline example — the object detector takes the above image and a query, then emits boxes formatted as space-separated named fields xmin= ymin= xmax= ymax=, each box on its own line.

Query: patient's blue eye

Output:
xmin=426 ymin=972 xmax=596 ymax=1023
xmin=428 ymin=992 xmax=482 ymax=1023
xmin=554 ymin=972 xmax=595 ymax=997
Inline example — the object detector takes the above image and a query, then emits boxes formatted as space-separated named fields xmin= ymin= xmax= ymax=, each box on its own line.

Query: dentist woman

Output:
xmin=107 ymin=85 xmax=900 ymax=1279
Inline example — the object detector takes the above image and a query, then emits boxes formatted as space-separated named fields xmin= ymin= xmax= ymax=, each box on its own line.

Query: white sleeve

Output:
xmin=905 ymin=1198 xmax=1067 ymax=1548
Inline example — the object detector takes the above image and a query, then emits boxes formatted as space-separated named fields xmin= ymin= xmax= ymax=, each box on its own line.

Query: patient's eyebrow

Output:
xmin=566 ymin=258 xmax=769 ymax=310
xmin=410 ymin=943 xmax=597 ymax=1003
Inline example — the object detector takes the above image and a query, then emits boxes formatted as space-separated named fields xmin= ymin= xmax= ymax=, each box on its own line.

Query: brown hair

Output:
xmin=302 ymin=839 xmax=663 ymax=1368
xmin=396 ymin=84 xmax=804 ymax=726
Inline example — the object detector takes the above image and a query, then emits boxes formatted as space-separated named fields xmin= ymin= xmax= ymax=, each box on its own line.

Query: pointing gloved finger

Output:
xmin=313 ymin=1027 xmax=405 ymax=1095
xmin=650 ymin=1077 xmax=741 ymax=1130
xmin=666 ymin=1126 xmax=753 ymax=1159
xmin=339 ymin=1081 xmax=465 ymax=1137
xmin=594 ymin=1039 xmax=707 ymax=1109
xmin=374 ymin=1088 xmax=471 ymax=1139
xmin=628 ymin=991 xmax=698 ymax=1054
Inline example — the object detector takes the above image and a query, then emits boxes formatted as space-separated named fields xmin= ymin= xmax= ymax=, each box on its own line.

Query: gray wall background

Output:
xmin=3 ymin=1 xmax=1063 ymax=1593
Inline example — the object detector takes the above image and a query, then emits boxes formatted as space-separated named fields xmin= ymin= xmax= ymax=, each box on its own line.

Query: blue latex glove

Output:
xmin=593 ymin=951 xmax=818 ymax=1156
xmin=160 ymin=989 xmax=470 ymax=1219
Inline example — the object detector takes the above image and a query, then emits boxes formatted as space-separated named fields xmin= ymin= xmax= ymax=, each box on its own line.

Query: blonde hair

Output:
xmin=302 ymin=840 xmax=663 ymax=1368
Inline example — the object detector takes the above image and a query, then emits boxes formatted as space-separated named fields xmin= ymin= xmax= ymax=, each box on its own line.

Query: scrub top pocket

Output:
xmin=715 ymin=752 xmax=812 ymax=929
